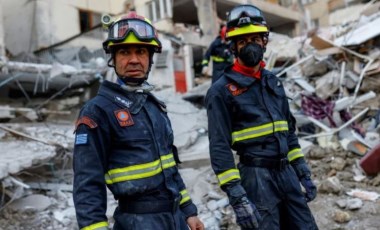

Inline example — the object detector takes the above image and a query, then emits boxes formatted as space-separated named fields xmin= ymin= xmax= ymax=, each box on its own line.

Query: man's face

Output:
xmin=114 ymin=45 xmax=150 ymax=78
xmin=235 ymin=34 xmax=264 ymax=52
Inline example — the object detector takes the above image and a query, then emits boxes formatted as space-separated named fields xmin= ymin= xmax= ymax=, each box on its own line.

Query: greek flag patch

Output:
xmin=75 ymin=134 xmax=88 ymax=145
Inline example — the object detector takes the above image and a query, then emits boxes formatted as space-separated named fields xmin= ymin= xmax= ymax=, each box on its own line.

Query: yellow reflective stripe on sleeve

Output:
xmin=201 ymin=60 xmax=208 ymax=65
xmin=232 ymin=121 xmax=288 ymax=144
xmin=217 ymin=169 xmax=241 ymax=186
xmin=81 ymin=221 xmax=108 ymax=230
xmin=287 ymin=148 xmax=304 ymax=162
xmin=180 ymin=189 xmax=191 ymax=205
xmin=161 ymin=153 xmax=176 ymax=169
xmin=211 ymin=56 xmax=225 ymax=62
xmin=105 ymin=153 xmax=176 ymax=184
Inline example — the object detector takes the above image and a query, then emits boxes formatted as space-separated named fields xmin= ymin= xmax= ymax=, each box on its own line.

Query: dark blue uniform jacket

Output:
xmin=202 ymin=36 xmax=233 ymax=83
xmin=205 ymin=67 xmax=304 ymax=187
xmin=73 ymin=81 xmax=197 ymax=230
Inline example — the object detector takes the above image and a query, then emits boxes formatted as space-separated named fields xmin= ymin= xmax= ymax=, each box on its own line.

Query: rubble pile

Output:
xmin=1 ymin=4 xmax=380 ymax=230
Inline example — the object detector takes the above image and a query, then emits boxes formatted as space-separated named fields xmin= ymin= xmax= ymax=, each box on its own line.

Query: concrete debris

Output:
xmin=335 ymin=198 xmax=363 ymax=210
xmin=265 ymin=32 xmax=301 ymax=61
xmin=0 ymin=123 xmax=74 ymax=180
xmin=335 ymin=199 xmax=347 ymax=209
xmin=333 ymin=210 xmax=351 ymax=223
xmin=330 ymin=157 xmax=346 ymax=171
xmin=53 ymin=207 xmax=76 ymax=225
xmin=1 ymin=3 xmax=380 ymax=229
xmin=346 ymin=189 xmax=380 ymax=201
xmin=9 ymin=194 xmax=51 ymax=212
xmin=318 ymin=176 xmax=344 ymax=194
xmin=315 ymin=71 xmax=340 ymax=100
xmin=345 ymin=198 xmax=363 ymax=210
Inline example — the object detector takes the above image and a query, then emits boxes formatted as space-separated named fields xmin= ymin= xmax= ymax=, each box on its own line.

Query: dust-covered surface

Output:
xmin=0 ymin=95 xmax=379 ymax=229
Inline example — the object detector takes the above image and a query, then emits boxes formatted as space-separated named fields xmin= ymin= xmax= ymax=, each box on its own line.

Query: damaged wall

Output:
xmin=0 ymin=1 xmax=5 ymax=57
xmin=2 ymin=0 xmax=34 ymax=55
xmin=304 ymin=0 xmax=330 ymax=28
xmin=2 ymin=0 xmax=125 ymax=55
xmin=149 ymin=36 xmax=176 ymax=89
xmin=134 ymin=0 xmax=175 ymax=34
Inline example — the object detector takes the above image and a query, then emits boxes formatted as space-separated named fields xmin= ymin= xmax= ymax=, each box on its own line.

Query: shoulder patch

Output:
xmin=75 ymin=116 xmax=98 ymax=130
xmin=226 ymin=83 xmax=248 ymax=96
xmin=114 ymin=109 xmax=134 ymax=127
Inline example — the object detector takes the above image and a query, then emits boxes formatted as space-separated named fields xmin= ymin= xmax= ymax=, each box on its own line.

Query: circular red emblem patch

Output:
xmin=229 ymin=85 xmax=237 ymax=91
xmin=117 ymin=111 xmax=129 ymax=121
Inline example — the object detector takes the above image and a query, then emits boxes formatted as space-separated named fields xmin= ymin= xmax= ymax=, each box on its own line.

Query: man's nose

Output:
xmin=129 ymin=53 xmax=140 ymax=63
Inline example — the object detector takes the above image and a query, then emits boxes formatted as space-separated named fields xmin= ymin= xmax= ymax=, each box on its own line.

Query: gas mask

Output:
xmin=238 ymin=43 xmax=263 ymax=67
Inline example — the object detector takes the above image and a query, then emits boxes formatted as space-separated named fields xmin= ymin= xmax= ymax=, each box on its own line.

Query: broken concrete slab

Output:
xmin=9 ymin=194 xmax=51 ymax=212
xmin=300 ymin=57 xmax=329 ymax=78
xmin=315 ymin=70 xmax=340 ymax=100
xmin=346 ymin=198 xmax=363 ymax=210
xmin=0 ymin=123 xmax=74 ymax=179
xmin=334 ymin=16 xmax=380 ymax=46
xmin=318 ymin=176 xmax=344 ymax=194
xmin=346 ymin=189 xmax=380 ymax=201
xmin=0 ymin=141 xmax=56 ymax=179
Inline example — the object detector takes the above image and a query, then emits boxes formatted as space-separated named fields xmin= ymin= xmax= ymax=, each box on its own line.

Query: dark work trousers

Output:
xmin=238 ymin=163 xmax=318 ymax=230
xmin=113 ymin=207 xmax=188 ymax=230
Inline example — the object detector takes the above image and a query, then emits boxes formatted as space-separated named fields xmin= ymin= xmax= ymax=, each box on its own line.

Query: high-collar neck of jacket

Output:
xmin=97 ymin=80 xmax=166 ymax=114
xmin=232 ymin=59 xmax=265 ymax=80
xmin=224 ymin=65 xmax=271 ymax=88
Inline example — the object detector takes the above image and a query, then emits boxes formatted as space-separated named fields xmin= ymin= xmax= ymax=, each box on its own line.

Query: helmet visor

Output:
xmin=108 ymin=19 xmax=156 ymax=43
xmin=227 ymin=5 xmax=266 ymax=27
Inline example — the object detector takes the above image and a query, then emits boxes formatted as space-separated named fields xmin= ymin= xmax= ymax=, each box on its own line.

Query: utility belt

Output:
xmin=118 ymin=197 xmax=180 ymax=214
xmin=240 ymin=155 xmax=289 ymax=171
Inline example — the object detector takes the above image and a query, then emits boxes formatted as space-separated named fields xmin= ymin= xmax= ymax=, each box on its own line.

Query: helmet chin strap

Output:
xmin=117 ymin=76 xmax=147 ymax=85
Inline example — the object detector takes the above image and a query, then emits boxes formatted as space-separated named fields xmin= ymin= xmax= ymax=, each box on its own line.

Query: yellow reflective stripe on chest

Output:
xmin=232 ymin=120 xmax=288 ymax=144
xmin=105 ymin=153 xmax=176 ymax=184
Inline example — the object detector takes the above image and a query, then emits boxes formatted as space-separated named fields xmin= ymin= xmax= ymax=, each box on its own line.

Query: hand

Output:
xmin=232 ymin=196 xmax=261 ymax=229
xmin=201 ymin=66 xmax=208 ymax=75
xmin=300 ymin=177 xmax=317 ymax=202
xmin=291 ymin=158 xmax=316 ymax=202
xmin=186 ymin=216 xmax=204 ymax=230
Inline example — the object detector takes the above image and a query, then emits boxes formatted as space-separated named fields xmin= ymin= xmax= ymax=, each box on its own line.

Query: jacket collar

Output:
xmin=98 ymin=80 xmax=147 ymax=114
xmin=98 ymin=81 xmax=167 ymax=114
xmin=224 ymin=67 xmax=273 ymax=89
